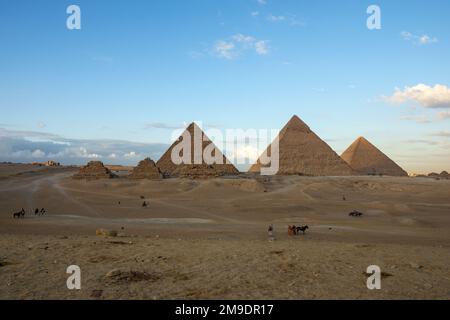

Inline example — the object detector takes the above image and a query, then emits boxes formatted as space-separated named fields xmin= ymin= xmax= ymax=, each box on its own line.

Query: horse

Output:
xmin=35 ymin=208 xmax=39 ymax=215
xmin=40 ymin=208 xmax=46 ymax=215
xmin=13 ymin=208 xmax=25 ymax=219
xmin=296 ymin=225 xmax=309 ymax=235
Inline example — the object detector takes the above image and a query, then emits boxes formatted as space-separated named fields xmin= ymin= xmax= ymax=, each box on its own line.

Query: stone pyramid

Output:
xmin=128 ymin=158 xmax=163 ymax=179
xmin=340 ymin=137 xmax=408 ymax=176
xmin=156 ymin=122 xmax=239 ymax=178
xmin=249 ymin=115 xmax=355 ymax=176
xmin=72 ymin=161 xmax=117 ymax=180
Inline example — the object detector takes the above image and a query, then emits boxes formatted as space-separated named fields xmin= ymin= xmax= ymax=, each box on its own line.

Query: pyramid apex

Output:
xmin=185 ymin=122 xmax=203 ymax=132
xmin=283 ymin=114 xmax=310 ymax=132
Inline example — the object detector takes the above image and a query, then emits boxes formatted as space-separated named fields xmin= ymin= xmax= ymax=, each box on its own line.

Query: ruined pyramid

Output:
xmin=156 ymin=122 xmax=239 ymax=178
xmin=340 ymin=137 xmax=408 ymax=176
xmin=249 ymin=115 xmax=355 ymax=176
xmin=128 ymin=158 xmax=163 ymax=179
xmin=72 ymin=161 xmax=117 ymax=180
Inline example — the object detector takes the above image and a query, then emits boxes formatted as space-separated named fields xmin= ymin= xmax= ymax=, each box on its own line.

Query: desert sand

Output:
xmin=0 ymin=163 xmax=449 ymax=299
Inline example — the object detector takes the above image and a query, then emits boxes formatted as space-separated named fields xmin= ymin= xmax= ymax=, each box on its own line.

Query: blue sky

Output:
xmin=0 ymin=0 xmax=449 ymax=173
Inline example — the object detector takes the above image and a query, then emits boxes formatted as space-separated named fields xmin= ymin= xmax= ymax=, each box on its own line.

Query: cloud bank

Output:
xmin=0 ymin=128 xmax=168 ymax=166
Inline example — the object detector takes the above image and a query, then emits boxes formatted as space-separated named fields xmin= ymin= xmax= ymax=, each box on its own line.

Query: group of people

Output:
xmin=34 ymin=208 xmax=47 ymax=215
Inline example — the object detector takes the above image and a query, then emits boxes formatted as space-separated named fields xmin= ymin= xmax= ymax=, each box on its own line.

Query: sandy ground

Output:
xmin=0 ymin=164 xmax=449 ymax=299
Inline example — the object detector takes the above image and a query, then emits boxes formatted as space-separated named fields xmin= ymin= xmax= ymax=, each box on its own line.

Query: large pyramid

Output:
xmin=340 ymin=137 xmax=408 ymax=176
xmin=249 ymin=115 xmax=355 ymax=176
xmin=156 ymin=122 xmax=239 ymax=178
xmin=128 ymin=158 xmax=163 ymax=179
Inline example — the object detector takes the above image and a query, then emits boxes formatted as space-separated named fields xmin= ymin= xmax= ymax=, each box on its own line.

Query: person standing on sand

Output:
xmin=268 ymin=224 xmax=275 ymax=240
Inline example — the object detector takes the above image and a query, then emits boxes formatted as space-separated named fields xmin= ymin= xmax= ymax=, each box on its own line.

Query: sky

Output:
xmin=0 ymin=0 xmax=449 ymax=173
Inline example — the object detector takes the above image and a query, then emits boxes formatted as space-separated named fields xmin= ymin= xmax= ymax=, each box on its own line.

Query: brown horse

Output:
xmin=288 ymin=225 xmax=296 ymax=236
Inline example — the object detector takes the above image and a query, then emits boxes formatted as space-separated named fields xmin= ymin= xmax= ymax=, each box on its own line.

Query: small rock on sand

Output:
xmin=90 ymin=289 xmax=103 ymax=298
xmin=96 ymin=229 xmax=118 ymax=237
xmin=105 ymin=269 xmax=122 ymax=278
xmin=409 ymin=262 xmax=424 ymax=269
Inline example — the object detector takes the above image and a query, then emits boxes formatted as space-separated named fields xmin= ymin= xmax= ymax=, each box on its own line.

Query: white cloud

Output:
xmin=438 ymin=111 xmax=450 ymax=120
xmin=385 ymin=84 xmax=450 ymax=109
xmin=124 ymin=151 xmax=138 ymax=158
xmin=232 ymin=34 xmax=255 ymax=43
xmin=267 ymin=15 xmax=285 ymax=22
xmin=267 ymin=14 xmax=304 ymax=26
xmin=37 ymin=121 xmax=46 ymax=128
xmin=255 ymin=40 xmax=269 ymax=55
xmin=400 ymin=115 xmax=431 ymax=124
xmin=431 ymin=131 xmax=450 ymax=138
xmin=214 ymin=40 xmax=236 ymax=59
xmin=212 ymin=34 xmax=270 ymax=59
xmin=256 ymin=0 xmax=266 ymax=5
xmin=78 ymin=147 xmax=101 ymax=159
xmin=32 ymin=149 xmax=46 ymax=158
xmin=251 ymin=11 xmax=259 ymax=17
xmin=401 ymin=31 xmax=438 ymax=45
